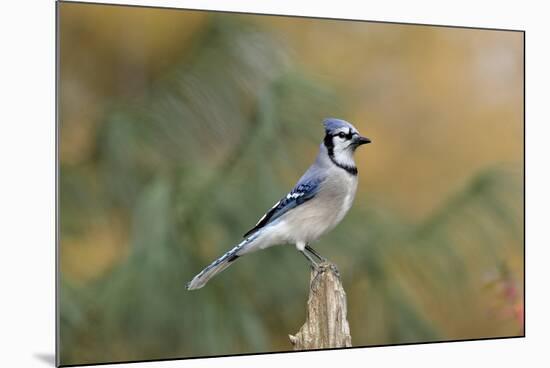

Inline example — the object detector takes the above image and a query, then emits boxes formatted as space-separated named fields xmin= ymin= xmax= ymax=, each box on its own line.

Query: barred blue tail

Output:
xmin=186 ymin=233 xmax=258 ymax=290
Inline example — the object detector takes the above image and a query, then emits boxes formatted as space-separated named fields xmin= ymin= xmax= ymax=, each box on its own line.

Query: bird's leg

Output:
xmin=303 ymin=244 xmax=330 ymax=291
xmin=305 ymin=244 xmax=328 ymax=263
xmin=300 ymin=249 xmax=320 ymax=270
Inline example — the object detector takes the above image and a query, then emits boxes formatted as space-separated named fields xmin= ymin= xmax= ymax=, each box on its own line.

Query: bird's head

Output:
xmin=322 ymin=118 xmax=371 ymax=168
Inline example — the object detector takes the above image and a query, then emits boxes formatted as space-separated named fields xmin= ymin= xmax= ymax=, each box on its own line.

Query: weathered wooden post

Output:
xmin=289 ymin=262 xmax=352 ymax=349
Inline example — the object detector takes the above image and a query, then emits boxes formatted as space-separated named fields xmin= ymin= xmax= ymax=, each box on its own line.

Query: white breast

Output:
xmin=333 ymin=171 xmax=358 ymax=225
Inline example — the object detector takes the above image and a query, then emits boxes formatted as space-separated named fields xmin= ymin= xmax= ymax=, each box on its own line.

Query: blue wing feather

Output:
xmin=243 ymin=178 xmax=322 ymax=238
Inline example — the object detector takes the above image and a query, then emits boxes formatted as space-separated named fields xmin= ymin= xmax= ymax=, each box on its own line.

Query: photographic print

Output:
xmin=57 ymin=1 xmax=524 ymax=366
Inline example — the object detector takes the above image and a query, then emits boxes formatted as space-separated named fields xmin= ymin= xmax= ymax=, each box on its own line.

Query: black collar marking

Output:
xmin=323 ymin=132 xmax=334 ymax=156
xmin=329 ymin=155 xmax=358 ymax=175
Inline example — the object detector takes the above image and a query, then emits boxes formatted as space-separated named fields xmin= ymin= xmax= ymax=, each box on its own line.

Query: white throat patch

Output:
xmin=331 ymin=131 xmax=356 ymax=168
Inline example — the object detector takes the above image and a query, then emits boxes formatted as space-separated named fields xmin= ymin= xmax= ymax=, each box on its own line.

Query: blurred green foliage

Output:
xmin=59 ymin=4 xmax=523 ymax=366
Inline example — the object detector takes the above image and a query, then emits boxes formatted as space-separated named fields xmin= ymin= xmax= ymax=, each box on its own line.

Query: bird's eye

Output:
xmin=338 ymin=132 xmax=346 ymax=139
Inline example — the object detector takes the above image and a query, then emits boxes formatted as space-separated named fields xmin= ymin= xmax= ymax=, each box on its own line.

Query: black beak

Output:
xmin=355 ymin=136 xmax=372 ymax=146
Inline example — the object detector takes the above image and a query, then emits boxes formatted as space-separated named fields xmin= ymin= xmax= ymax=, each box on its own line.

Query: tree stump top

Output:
xmin=289 ymin=262 xmax=352 ymax=350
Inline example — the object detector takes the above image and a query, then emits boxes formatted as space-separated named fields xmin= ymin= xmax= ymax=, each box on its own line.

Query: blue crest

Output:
xmin=323 ymin=118 xmax=357 ymax=133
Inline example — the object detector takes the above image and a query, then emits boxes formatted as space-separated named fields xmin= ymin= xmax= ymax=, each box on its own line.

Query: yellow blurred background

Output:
xmin=59 ymin=2 xmax=523 ymax=365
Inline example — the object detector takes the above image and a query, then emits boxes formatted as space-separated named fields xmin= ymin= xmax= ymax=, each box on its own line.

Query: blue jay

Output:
xmin=187 ymin=118 xmax=371 ymax=290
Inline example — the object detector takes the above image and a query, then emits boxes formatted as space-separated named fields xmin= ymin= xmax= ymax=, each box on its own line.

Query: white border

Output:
xmin=1 ymin=1 xmax=548 ymax=367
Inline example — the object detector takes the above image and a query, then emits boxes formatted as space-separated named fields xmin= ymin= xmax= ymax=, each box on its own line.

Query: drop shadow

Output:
xmin=34 ymin=353 xmax=56 ymax=366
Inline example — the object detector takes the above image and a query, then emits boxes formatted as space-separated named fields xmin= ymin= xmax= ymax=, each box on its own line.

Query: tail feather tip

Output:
xmin=186 ymin=278 xmax=201 ymax=291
